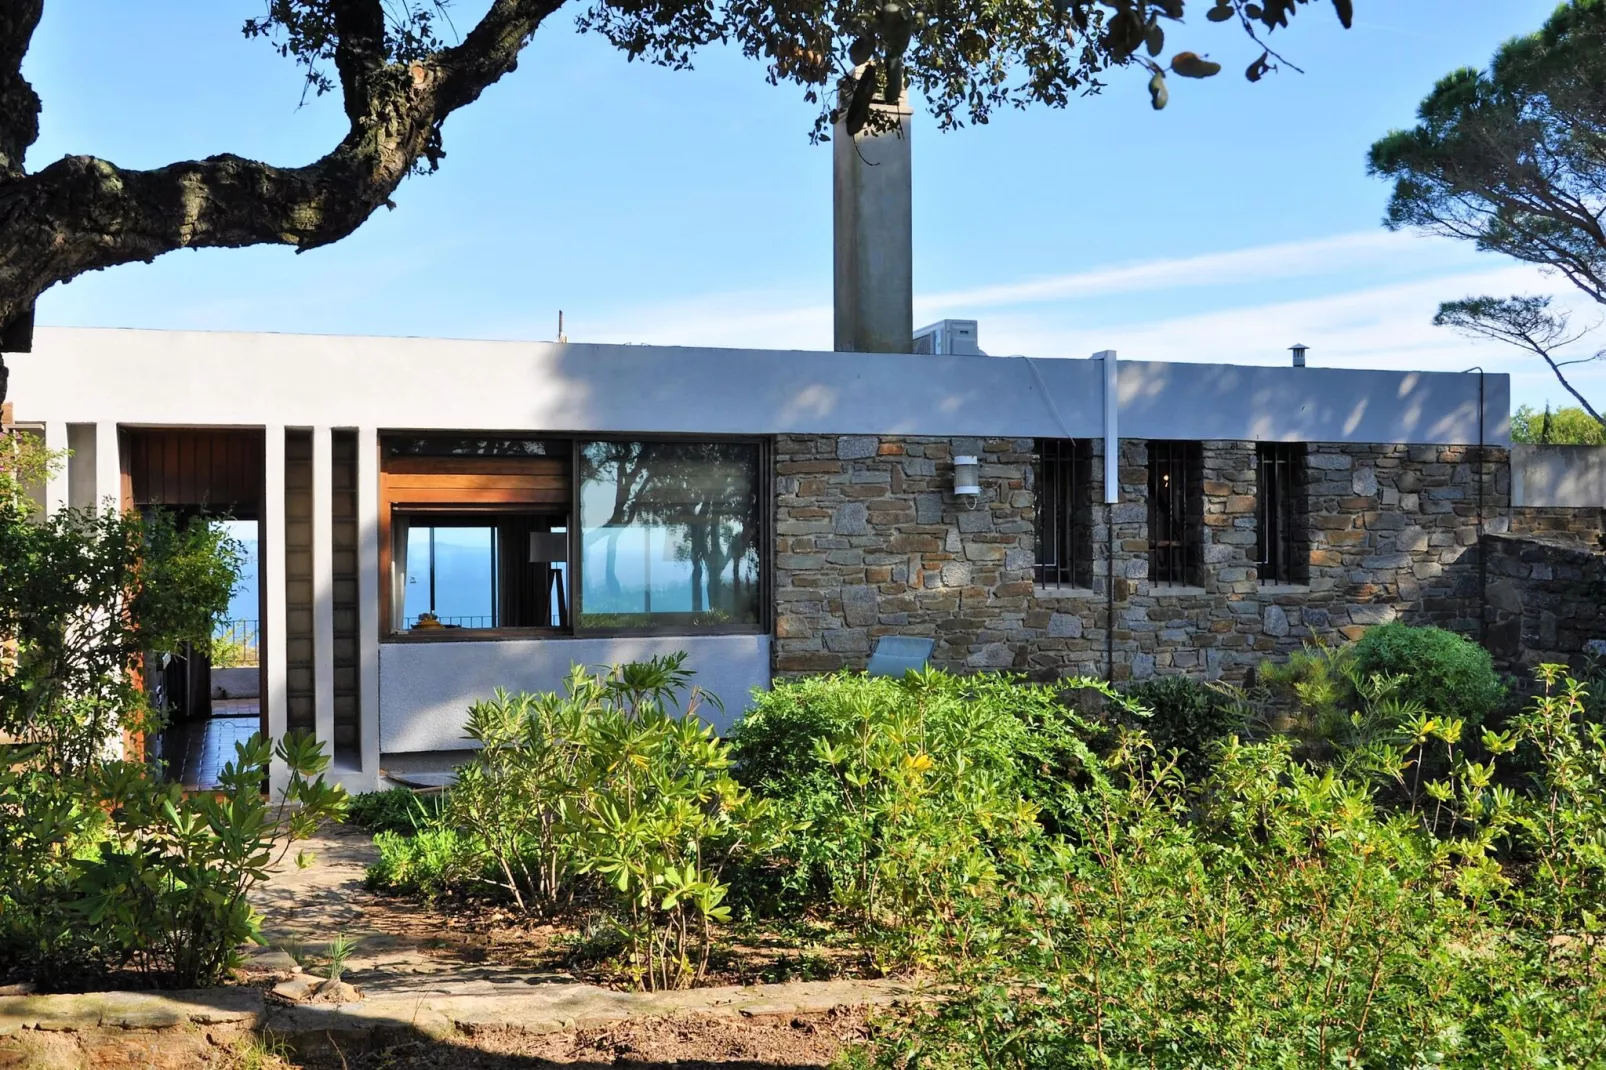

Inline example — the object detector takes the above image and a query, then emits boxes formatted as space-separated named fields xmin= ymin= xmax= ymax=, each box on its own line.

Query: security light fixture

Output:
xmin=953 ymin=454 xmax=981 ymax=503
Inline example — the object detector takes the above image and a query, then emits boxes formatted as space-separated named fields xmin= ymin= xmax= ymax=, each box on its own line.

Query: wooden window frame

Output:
xmin=378 ymin=434 xmax=772 ymax=642
xmin=379 ymin=450 xmax=571 ymax=640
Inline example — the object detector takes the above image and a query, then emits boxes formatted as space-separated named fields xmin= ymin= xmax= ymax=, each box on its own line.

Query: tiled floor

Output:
xmin=163 ymin=710 xmax=261 ymax=790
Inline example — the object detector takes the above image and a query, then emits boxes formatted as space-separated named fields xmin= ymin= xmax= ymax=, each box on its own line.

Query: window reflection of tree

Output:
xmin=581 ymin=442 xmax=760 ymax=618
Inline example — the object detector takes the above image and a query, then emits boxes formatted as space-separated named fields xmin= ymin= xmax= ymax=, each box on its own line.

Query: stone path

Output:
xmin=0 ymin=824 xmax=934 ymax=1065
xmin=251 ymin=821 xmax=574 ymax=998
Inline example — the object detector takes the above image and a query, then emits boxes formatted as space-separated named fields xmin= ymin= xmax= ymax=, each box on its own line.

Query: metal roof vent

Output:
xmin=913 ymin=319 xmax=982 ymax=356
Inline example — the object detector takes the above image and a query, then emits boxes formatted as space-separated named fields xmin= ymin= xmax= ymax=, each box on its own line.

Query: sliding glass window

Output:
xmin=578 ymin=441 xmax=763 ymax=631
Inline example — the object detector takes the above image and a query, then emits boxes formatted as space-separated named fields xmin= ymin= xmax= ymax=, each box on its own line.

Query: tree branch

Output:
xmin=0 ymin=0 xmax=562 ymax=330
xmin=0 ymin=0 xmax=43 ymax=177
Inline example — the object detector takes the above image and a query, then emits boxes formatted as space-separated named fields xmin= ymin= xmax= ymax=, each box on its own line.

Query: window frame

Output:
xmin=1034 ymin=438 xmax=1093 ymax=589
xmin=1256 ymin=441 xmax=1308 ymax=586
xmin=1147 ymin=440 xmax=1204 ymax=588
xmin=378 ymin=432 xmax=772 ymax=642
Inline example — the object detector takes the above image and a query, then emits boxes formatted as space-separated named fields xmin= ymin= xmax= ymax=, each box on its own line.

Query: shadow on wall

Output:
xmin=1481 ymin=531 xmax=1606 ymax=675
xmin=530 ymin=343 xmax=1505 ymax=444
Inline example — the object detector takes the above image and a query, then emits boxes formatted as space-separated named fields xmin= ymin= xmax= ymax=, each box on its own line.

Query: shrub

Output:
xmin=366 ymin=826 xmax=486 ymax=899
xmin=344 ymin=787 xmax=443 ymax=835
xmin=72 ymin=731 xmax=346 ymax=988
xmin=1351 ymin=622 xmax=1505 ymax=728
xmin=1119 ymin=674 xmax=1249 ymax=776
xmin=0 ymin=476 xmax=344 ymax=991
xmin=855 ymin=667 xmax=1606 ymax=1068
xmin=728 ymin=669 xmax=1117 ymax=963
xmin=379 ymin=654 xmax=784 ymax=990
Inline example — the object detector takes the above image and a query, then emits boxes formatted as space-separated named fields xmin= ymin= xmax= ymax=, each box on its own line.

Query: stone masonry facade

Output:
xmin=1484 ymin=531 xmax=1606 ymax=674
xmin=772 ymin=435 xmax=1510 ymax=682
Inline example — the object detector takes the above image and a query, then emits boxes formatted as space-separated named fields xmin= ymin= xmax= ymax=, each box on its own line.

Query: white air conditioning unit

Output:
xmin=912 ymin=319 xmax=982 ymax=356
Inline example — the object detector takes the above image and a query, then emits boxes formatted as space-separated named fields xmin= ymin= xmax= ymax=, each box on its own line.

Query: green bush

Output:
xmin=366 ymin=826 xmax=485 ymax=899
xmin=1351 ymin=622 xmax=1505 ymax=728
xmin=854 ymin=666 xmax=1606 ymax=1069
xmin=345 ymin=787 xmax=443 ymax=835
xmin=0 ymin=477 xmax=345 ymax=991
xmin=1119 ymin=674 xmax=1249 ymax=776
xmin=367 ymin=654 xmax=784 ymax=990
xmin=728 ymin=669 xmax=1117 ymax=964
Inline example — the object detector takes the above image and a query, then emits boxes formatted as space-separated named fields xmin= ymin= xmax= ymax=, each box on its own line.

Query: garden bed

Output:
xmin=253 ymin=823 xmax=874 ymax=998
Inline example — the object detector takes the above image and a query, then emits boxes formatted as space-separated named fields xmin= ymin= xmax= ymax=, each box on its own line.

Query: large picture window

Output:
xmin=380 ymin=434 xmax=765 ymax=639
xmin=578 ymin=440 xmax=763 ymax=631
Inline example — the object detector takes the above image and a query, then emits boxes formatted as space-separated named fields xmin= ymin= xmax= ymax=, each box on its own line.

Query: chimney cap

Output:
xmin=1290 ymin=342 xmax=1309 ymax=367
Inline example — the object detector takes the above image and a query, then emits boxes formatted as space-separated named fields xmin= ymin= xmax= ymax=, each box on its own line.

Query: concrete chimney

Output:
xmin=833 ymin=92 xmax=913 ymax=354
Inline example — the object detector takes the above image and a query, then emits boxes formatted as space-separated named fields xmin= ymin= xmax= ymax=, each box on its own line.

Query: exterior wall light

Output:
xmin=953 ymin=455 xmax=981 ymax=501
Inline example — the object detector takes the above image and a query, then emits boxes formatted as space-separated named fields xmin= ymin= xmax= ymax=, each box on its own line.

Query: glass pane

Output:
xmin=578 ymin=441 xmax=761 ymax=629
xmin=403 ymin=525 xmax=497 ymax=629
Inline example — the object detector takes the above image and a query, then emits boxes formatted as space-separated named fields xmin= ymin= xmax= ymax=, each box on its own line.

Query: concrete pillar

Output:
xmin=264 ymin=426 xmax=290 ymax=794
xmin=833 ymin=93 xmax=913 ymax=355
xmin=356 ymin=427 xmax=381 ymax=785
xmin=312 ymin=427 xmax=336 ymax=758
xmin=66 ymin=425 xmax=96 ymax=510
xmin=94 ymin=423 xmax=120 ymax=512
xmin=42 ymin=421 xmax=67 ymax=515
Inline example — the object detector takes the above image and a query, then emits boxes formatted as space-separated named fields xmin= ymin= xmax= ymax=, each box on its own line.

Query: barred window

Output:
xmin=1148 ymin=441 xmax=1203 ymax=587
xmin=1257 ymin=442 xmax=1307 ymax=585
xmin=1034 ymin=439 xmax=1093 ymax=589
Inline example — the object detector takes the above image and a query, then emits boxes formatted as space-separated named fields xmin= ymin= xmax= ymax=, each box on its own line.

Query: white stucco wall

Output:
xmin=1512 ymin=444 xmax=1606 ymax=507
xmin=377 ymin=634 xmax=771 ymax=752
xmin=12 ymin=327 xmax=1509 ymax=446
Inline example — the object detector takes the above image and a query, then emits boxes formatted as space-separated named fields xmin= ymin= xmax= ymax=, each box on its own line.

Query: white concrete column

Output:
xmin=312 ymin=427 xmax=336 ymax=757
xmin=94 ymin=422 xmax=120 ymax=513
xmin=42 ymin=421 xmax=68 ymax=515
xmin=356 ymin=427 xmax=381 ymax=785
xmin=263 ymin=426 xmax=290 ymax=795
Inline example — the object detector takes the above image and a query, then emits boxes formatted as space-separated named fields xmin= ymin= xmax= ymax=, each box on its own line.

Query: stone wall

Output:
xmin=1483 ymin=532 xmax=1606 ymax=673
xmin=772 ymin=435 xmax=1509 ymax=682
xmin=1510 ymin=506 xmax=1606 ymax=545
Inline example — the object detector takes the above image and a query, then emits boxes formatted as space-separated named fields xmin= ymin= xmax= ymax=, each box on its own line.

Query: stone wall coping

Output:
xmin=1033 ymin=586 xmax=1099 ymax=601
xmin=1257 ymin=583 xmax=1314 ymax=595
xmin=1148 ymin=585 xmax=1210 ymax=598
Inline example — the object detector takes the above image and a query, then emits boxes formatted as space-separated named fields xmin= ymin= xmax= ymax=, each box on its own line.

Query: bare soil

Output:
xmin=254 ymin=824 xmax=870 ymax=996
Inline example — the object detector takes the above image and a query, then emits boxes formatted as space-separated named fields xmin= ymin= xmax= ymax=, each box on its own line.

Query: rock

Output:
xmin=1352 ymin=468 xmax=1378 ymax=496
xmin=966 ymin=643 xmax=1016 ymax=668
xmin=841 ymin=585 xmax=878 ymax=628
xmin=1048 ymin=613 xmax=1083 ymax=639
xmin=310 ymin=980 xmax=363 ymax=1004
xmin=273 ymin=976 xmax=321 ymax=1003
xmin=1263 ymin=604 xmax=1290 ymax=638
xmin=833 ymin=501 xmax=869 ymax=536
xmin=1586 ymin=639 xmax=1606 ymax=657
xmin=1348 ymin=604 xmax=1396 ymax=626
xmin=837 ymin=436 xmax=878 ymax=460
xmin=1131 ymin=654 xmax=1156 ymax=679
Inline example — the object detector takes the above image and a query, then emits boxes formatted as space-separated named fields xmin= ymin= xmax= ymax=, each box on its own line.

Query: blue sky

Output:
xmin=25 ymin=1 xmax=1603 ymax=414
